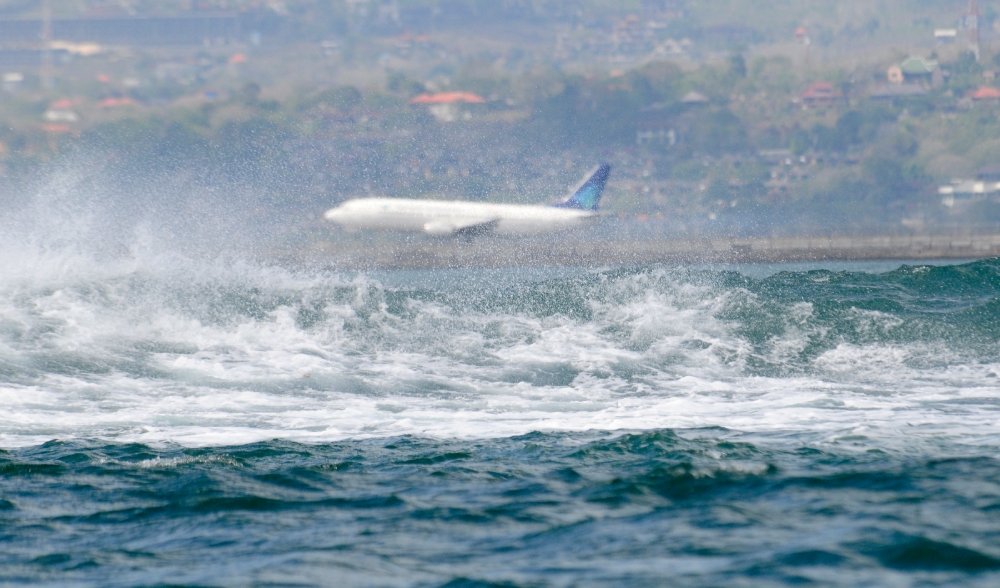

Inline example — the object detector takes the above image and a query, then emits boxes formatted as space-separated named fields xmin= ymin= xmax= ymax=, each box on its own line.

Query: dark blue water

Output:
xmin=3 ymin=252 xmax=1000 ymax=585
xmin=2 ymin=432 xmax=999 ymax=586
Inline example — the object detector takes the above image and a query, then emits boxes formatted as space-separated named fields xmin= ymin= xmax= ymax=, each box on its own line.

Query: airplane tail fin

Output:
xmin=553 ymin=163 xmax=611 ymax=211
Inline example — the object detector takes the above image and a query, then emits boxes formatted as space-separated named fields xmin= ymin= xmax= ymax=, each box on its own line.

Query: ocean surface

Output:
xmin=2 ymin=232 xmax=1000 ymax=585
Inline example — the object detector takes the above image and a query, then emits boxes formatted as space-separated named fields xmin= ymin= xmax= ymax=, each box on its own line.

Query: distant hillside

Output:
xmin=0 ymin=1 xmax=981 ymax=51
xmin=684 ymin=0 xmax=972 ymax=44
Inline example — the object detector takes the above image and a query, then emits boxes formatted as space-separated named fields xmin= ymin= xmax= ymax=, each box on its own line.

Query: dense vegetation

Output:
xmin=2 ymin=0 xmax=1000 ymax=235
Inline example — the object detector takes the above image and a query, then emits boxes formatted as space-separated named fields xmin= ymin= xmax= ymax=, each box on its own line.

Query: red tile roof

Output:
xmin=409 ymin=92 xmax=486 ymax=105
xmin=98 ymin=96 xmax=135 ymax=107
xmin=972 ymin=87 xmax=1000 ymax=100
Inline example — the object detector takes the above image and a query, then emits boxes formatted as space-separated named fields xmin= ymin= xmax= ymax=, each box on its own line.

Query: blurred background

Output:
xmin=1 ymin=0 xmax=999 ymax=245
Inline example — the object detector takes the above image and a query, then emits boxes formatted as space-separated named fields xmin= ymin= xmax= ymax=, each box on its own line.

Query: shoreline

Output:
xmin=294 ymin=233 xmax=1000 ymax=270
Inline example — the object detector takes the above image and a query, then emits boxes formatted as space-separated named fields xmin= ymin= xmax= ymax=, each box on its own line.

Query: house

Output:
xmin=971 ymin=86 xmax=1000 ymax=101
xmin=637 ymin=102 xmax=677 ymax=145
xmin=43 ymin=109 xmax=78 ymax=122
xmin=48 ymin=98 xmax=77 ymax=109
xmin=43 ymin=98 xmax=81 ymax=123
xmin=939 ymin=165 xmax=1000 ymax=206
xmin=408 ymin=92 xmax=485 ymax=122
xmin=49 ymin=41 xmax=101 ymax=56
xmin=939 ymin=179 xmax=1000 ymax=207
xmin=884 ymin=56 xmax=940 ymax=88
xmin=2 ymin=72 xmax=22 ymax=92
xmin=800 ymin=82 xmax=841 ymax=107
xmin=899 ymin=56 xmax=937 ymax=82
xmin=940 ymin=180 xmax=1000 ymax=195
xmin=934 ymin=29 xmax=957 ymax=44
xmin=653 ymin=38 xmax=690 ymax=56
xmin=408 ymin=92 xmax=486 ymax=105
xmin=98 ymin=96 xmax=135 ymax=107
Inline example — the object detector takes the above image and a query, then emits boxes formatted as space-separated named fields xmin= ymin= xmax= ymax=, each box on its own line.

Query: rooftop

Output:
xmin=409 ymin=92 xmax=486 ymax=105
xmin=900 ymin=56 xmax=937 ymax=75
xmin=971 ymin=87 xmax=1000 ymax=100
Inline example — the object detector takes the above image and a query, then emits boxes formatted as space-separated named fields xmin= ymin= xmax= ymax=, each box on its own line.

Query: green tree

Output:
xmin=692 ymin=109 xmax=748 ymax=154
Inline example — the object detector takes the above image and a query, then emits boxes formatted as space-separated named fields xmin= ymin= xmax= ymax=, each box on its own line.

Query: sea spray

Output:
xmin=3 ymin=168 xmax=1000 ymax=584
xmin=2 ymin=255 xmax=1000 ymax=448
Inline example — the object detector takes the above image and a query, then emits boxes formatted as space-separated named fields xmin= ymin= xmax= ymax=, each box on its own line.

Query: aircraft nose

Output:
xmin=323 ymin=207 xmax=344 ymax=222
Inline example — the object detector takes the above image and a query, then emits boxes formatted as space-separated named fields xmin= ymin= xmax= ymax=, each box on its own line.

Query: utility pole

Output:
xmin=967 ymin=0 xmax=981 ymax=62
xmin=40 ymin=0 xmax=53 ymax=89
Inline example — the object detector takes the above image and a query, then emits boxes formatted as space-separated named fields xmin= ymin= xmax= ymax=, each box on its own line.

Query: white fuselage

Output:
xmin=324 ymin=198 xmax=598 ymax=236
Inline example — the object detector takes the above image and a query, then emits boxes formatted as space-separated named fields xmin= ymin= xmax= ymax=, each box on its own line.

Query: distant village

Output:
xmin=1 ymin=0 xmax=1000 ymax=236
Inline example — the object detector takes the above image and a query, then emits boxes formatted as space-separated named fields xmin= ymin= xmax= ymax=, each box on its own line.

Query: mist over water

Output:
xmin=2 ymin=171 xmax=1000 ymax=585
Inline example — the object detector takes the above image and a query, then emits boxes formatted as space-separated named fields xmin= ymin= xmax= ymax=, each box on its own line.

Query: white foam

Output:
xmin=0 ymin=249 xmax=997 ymax=452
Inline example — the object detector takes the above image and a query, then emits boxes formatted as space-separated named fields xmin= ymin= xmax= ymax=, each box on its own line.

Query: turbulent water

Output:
xmin=2 ymin=237 xmax=1000 ymax=584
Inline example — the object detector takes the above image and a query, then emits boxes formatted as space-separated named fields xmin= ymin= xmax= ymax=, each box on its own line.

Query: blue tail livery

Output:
xmin=553 ymin=163 xmax=612 ymax=211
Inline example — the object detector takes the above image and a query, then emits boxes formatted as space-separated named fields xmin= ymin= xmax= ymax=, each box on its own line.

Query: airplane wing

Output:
xmin=423 ymin=217 xmax=498 ymax=237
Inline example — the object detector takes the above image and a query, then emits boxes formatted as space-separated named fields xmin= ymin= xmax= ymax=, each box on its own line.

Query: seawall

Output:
xmin=299 ymin=233 xmax=1000 ymax=269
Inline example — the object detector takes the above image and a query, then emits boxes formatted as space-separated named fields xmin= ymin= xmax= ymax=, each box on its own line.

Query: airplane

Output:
xmin=323 ymin=163 xmax=611 ymax=237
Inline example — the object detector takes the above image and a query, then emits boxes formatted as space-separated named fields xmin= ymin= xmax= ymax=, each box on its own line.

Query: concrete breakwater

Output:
xmin=301 ymin=233 xmax=1000 ymax=269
